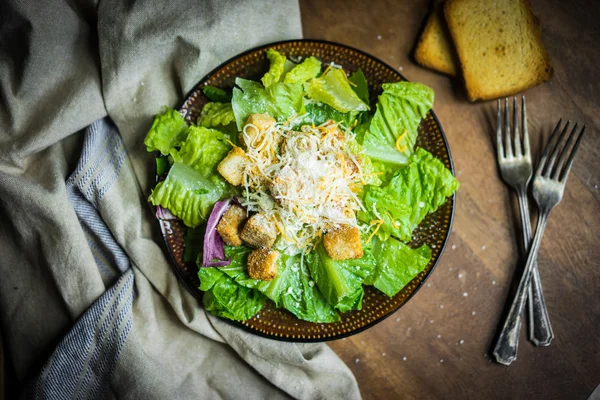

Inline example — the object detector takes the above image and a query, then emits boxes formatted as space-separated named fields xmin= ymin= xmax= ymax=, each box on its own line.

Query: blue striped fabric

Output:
xmin=30 ymin=118 xmax=134 ymax=399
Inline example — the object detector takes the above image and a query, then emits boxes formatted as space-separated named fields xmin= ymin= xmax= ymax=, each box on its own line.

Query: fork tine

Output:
xmin=504 ymin=99 xmax=513 ymax=158
xmin=536 ymin=119 xmax=564 ymax=176
xmin=544 ymin=121 xmax=573 ymax=177
xmin=551 ymin=123 xmax=579 ymax=180
xmin=522 ymin=96 xmax=530 ymax=157
xmin=556 ymin=125 xmax=585 ymax=182
xmin=513 ymin=97 xmax=522 ymax=156
xmin=497 ymin=99 xmax=504 ymax=159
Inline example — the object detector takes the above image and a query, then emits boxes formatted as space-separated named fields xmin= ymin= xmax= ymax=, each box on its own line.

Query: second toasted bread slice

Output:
xmin=414 ymin=1 xmax=457 ymax=76
xmin=444 ymin=0 xmax=552 ymax=101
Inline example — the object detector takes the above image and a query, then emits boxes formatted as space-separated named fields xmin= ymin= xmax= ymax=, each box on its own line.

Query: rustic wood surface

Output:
xmin=300 ymin=0 xmax=600 ymax=399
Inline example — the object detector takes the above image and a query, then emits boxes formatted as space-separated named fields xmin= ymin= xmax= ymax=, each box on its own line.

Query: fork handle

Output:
xmin=516 ymin=192 xmax=554 ymax=346
xmin=493 ymin=212 xmax=549 ymax=365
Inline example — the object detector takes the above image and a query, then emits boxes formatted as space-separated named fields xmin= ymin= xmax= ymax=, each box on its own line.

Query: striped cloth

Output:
xmin=30 ymin=120 xmax=133 ymax=399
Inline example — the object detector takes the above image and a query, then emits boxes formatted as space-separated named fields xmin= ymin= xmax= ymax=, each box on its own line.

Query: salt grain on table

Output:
xmin=492 ymin=280 xmax=496 ymax=285
xmin=452 ymin=245 xmax=456 ymax=249
xmin=482 ymin=245 xmax=487 ymax=250
xmin=440 ymin=305 xmax=444 ymax=309
xmin=458 ymin=273 xmax=463 ymax=278
xmin=472 ymin=311 xmax=476 ymax=316
xmin=463 ymin=292 xmax=468 ymax=297
xmin=355 ymin=358 xmax=360 ymax=364
xmin=402 ymin=357 xmax=407 ymax=361
xmin=459 ymin=339 xmax=464 ymax=344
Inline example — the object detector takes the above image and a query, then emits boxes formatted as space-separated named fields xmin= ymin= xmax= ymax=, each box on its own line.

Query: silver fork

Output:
xmin=495 ymin=97 xmax=553 ymax=348
xmin=493 ymin=119 xmax=585 ymax=365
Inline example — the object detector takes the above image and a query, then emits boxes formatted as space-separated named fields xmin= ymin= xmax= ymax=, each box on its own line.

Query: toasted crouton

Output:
xmin=323 ymin=120 xmax=345 ymax=143
xmin=247 ymin=247 xmax=279 ymax=280
xmin=216 ymin=204 xmax=247 ymax=246
xmin=217 ymin=147 xmax=246 ymax=186
xmin=345 ymin=155 xmax=361 ymax=175
xmin=323 ymin=225 xmax=363 ymax=260
xmin=239 ymin=113 xmax=277 ymax=148
xmin=240 ymin=213 xmax=277 ymax=248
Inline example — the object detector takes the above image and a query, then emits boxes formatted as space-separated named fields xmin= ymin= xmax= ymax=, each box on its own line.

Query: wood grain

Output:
xmin=300 ymin=0 xmax=600 ymax=399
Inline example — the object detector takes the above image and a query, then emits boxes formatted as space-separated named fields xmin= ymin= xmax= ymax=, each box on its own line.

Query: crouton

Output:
xmin=323 ymin=120 xmax=345 ymax=143
xmin=247 ymin=247 xmax=279 ymax=280
xmin=217 ymin=147 xmax=246 ymax=186
xmin=345 ymin=155 xmax=361 ymax=175
xmin=239 ymin=113 xmax=276 ymax=148
xmin=240 ymin=213 xmax=277 ymax=248
xmin=323 ymin=225 xmax=363 ymax=260
xmin=216 ymin=204 xmax=247 ymax=246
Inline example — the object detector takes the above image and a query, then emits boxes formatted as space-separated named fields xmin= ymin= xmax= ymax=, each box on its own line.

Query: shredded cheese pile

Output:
xmin=240 ymin=118 xmax=367 ymax=253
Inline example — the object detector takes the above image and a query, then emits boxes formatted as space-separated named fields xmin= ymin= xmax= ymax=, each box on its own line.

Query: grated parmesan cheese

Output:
xmin=239 ymin=117 xmax=367 ymax=252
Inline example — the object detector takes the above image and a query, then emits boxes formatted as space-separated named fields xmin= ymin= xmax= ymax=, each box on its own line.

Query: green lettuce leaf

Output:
xmin=363 ymin=81 xmax=434 ymax=169
xmin=261 ymin=49 xmax=286 ymax=88
xmin=305 ymin=68 xmax=369 ymax=113
xmin=366 ymin=237 xmax=432 ymax=297
xmin=217 ymin=246 xmax=340 ymax=323
xmin=198 ymin=267 xmax=266 ymax=321
xmin=349 ymin=69 xmax=369 ymax=105
xmin=176 ymin=125 xmax=231 ymax=180
xmin=358 ymin=148 xmax=459 ymax=241
xmin=202 ymin=85 xmax=232 ymax=103
xmin=305 ymin=243 xmax=377 ymax=312
xmin=148 ymin=162 xmax=222 ymax=227
xmin=284 ymin=56 xmax=322 ymax=84
xmin=197 ymin=102 xmax=235 ymax=128
xmin=291 ymin=101 xmax=359 ymax=129
xmin=144 ymin=108 xmax=188 ymax=156
xmin=232 ymin=78 xmax=304 ymax=130
xmin=183 ymin=226 xmax=205 ymax=262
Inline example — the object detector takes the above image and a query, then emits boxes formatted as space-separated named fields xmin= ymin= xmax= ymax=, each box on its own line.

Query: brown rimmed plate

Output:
xmin=156 ymin=39 xmax=455 ymax=342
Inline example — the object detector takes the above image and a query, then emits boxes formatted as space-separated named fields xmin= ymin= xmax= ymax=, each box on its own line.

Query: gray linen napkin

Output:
xmin=0 ymin=0 xmax=361 ymax=398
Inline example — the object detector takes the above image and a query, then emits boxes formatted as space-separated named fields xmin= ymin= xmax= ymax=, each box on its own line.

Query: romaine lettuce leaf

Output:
xmin=291 ymin=101 xmax=358 ymax=129
xmin=363 ymin=81 xmax=434 ymax=169
xmin=349 ymin=69 xmax=369 ymax=105
xmin=232 ymin=78 xmax=304 ymax=130
xmin=202 ymin=85 xmax=232 ymax=103
xmin=365 ymin=237 xmax=431 ymax=297
xmin=144 ymin=108 xmax=188 ymax=156
xmin=358 ymin=148 xmax=459 ymax=241
xmin=198 ymin=267 xmax=266 ymax=321
xmin=305 ymin=243 xmax=376 ymax=313
xmin=183 ymin=225 xmax=205 ymax=262
xmin=305 ymin=68 xmax=369 ymax=113
xmin=148 ymin=162 xmax=222 ymax=227
xmin=197 ymin=102 xmax=235 ymax=128
xmin=261 ymin=49 xmax=286 ymax=88
xmin=284 ymin=56 xmax=322 ymax=84
xmin=176 ymin=125 xmax=231 ymax=182
xmin=217 ymin=246 xmax=340 ymax=323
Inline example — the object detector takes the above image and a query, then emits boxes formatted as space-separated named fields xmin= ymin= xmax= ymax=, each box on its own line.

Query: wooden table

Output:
xmin=301 ymin=1 xmax=600 ymax=398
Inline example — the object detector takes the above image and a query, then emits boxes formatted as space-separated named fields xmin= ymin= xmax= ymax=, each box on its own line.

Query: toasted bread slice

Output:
xmin=444 ymin=0 xmax=552 ymax=101
xmin=414 ymin=1 xmax=458 ymax=76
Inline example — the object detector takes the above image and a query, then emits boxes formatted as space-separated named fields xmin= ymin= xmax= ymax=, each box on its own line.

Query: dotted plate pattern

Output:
xmin=157 ymin=40 xmax=455 ymax=342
